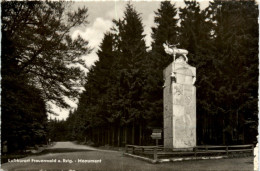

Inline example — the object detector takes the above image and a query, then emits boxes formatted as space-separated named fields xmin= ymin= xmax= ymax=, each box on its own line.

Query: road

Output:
xmin=47 ymin=141 xmax=97 ymax=150
xmin=1 ymin=141 xmax=254 ymax=171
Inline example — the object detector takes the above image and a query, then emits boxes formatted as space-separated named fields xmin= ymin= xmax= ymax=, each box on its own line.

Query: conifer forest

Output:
xmin=2 ymin=1 xmax=258 ymax=153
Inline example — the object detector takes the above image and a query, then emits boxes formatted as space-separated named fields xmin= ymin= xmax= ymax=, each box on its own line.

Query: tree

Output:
xmin=140 ymin=0 xmax=179 ymax=136
xmin=206 ymin=0 xmax=258 ymax=144
xmin=2 ymin=1 xmax=91 ymax=152
xmin=112 ymin=3 xmax=148 ymax=145
xmin=70 ymin=3 xmax=149 ymax=146
xmin=47 ymin=119 xmax=69 ymax=141
xmin=178 ymin=1 xmax=213 ymax=63
xmin=2 ymin=76 xmax=47 ymax=152
xmin=67 ymin=33 xmax=117 ymax=144
xmin=151 ymin=0 xmax=179 ymax=62
xmin=2 ymin=1 xmax=91 ymax=112
xmin=178 ymin=0 xmax=217 ymax=144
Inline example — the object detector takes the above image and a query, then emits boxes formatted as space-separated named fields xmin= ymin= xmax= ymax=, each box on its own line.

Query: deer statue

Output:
xmin=163 ymin=42 xmax=188 ymax=63
xmin=162 ymin=42 xmax=196 ymax=85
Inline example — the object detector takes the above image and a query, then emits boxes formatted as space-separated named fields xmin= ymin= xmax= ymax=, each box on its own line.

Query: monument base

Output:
xmin=171 ymin=148 xmax=194 ymax=152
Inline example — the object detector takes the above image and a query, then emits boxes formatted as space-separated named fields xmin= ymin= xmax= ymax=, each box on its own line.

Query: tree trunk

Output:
xmin=107 ymin=128 xmax=110 ymax=145
xmin=104 ymin=128 xmax=106 ymax=145
xmin=97 ymin=129 xmax=100 ymax=144
xmin=222 ymin=119 xmax=225 ymax=145
xmin=101 ymin=127 xmax=104 ymax=145
xmin=103 ymin=129 xmax=105 ymax=145
xmin=139 ymin=124 xmax=142 ymax=145
xmin=112 ymin=126 xmax=115 ymax=146
xmin=93 ymin=129 xmax=95 ymax=143
xmin=132 ymin=121 xmax=135 ymax=145
xmin=105 ymin=128 xmax=107 ymax=145
xmin=124 ymin=126 xmax=127 ymax=146
xmin=90 ymin=128 xmax=93 ymax=142
xmin=117 ymin=126 xmax=120 ymax=147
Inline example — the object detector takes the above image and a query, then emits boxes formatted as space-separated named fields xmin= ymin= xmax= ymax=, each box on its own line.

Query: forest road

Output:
xmin=47 ymin=141 xmax=98 ymax=150
xmin=1 ymin=141 xmax=254 ymax=171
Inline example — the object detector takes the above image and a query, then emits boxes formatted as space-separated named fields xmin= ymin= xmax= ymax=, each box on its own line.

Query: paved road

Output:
xmin=1 ymin=141 xmax=254 ymax=171
xmin=47 ymin=141 xmax=97 ymax=150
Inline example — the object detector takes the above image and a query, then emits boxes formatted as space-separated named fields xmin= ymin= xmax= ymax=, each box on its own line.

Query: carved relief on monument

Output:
xmin=184 ymin=95 xmax=192 ymax=106
xmin=175 ymin=111 xmax=194 ymax=147
xmin=183 ymin=85 xmax=193 ymax=106
xmin=172 ymin=84 xmax=184 ymax=105
xmin=173 ymin=85 xmax=196 ymax=148
xmin=185 ymin=106 xmax=193 ymax=115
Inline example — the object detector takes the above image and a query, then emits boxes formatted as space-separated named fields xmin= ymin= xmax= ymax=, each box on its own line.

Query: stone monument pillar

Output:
xmin=163 ymin=43 xmax=196 ymax=149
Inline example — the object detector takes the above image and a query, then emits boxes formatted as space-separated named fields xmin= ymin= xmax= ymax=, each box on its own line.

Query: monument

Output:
xmin=163 ymin=42 xmax=196 ymax=149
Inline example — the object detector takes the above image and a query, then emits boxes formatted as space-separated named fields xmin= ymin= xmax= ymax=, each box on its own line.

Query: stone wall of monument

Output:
xmin=163 ymin=62 xmax=196 ymax=149
xmin=163 ymin=63 xmax=173 ymax=148
xmin=172 ymin=83 xmax=196 ymax=148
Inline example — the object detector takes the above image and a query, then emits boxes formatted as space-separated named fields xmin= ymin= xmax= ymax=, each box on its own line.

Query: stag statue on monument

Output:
xmin=163 ymin=42 xmax=189 ymax=63
xmin=163 ymin=42 xmax=196 ymax=85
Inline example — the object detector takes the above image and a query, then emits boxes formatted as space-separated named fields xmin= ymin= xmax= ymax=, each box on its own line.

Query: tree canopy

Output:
xmin=2 ymin=1 xmax=91 ymax=111
xmin=3 ymin=1 xmax=257 ymax=149
xmin=2 ymin=1 xmax=91 ymax=152
xmin=67 ymin=1 xmax=258 ymax=146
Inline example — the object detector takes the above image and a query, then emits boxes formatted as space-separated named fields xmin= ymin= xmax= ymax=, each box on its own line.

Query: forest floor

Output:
xmin=1 ymin=141 xmax=254 ymax=171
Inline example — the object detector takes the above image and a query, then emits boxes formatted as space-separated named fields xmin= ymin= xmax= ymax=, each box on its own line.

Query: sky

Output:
xmin=52 ymin=0 xmax=210 ymax=120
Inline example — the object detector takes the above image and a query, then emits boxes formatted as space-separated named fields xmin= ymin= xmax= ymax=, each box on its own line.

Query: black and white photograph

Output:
xmin=1 ymin=0 xmax=259 ymax=170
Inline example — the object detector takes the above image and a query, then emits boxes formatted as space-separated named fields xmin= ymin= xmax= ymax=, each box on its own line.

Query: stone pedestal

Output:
xmin=163 ymin=61 xmax=196 ymax=149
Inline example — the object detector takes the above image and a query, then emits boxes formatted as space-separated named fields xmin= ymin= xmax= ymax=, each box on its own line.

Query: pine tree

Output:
xmin=179 ymin=1 xmax=213 ymax=63
xmin=207 ymin=0 xmax=258 ymax=144
xmin=68 ymin=33 xmax=119 ymax=144
xmin=177 ymin=1 xmax=218 ymax=144
xmin=2 ymin=76 xmax=47 ymax=152
xmin=142 ymin=1 xmax=179 ymax=143
xmin=151 ymin=1 xmax=178 ymax=61
xmin=92 ymin=33 xmax=117 ymax=145
xmin=111 ymin=3 xmax=148 ymax=145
